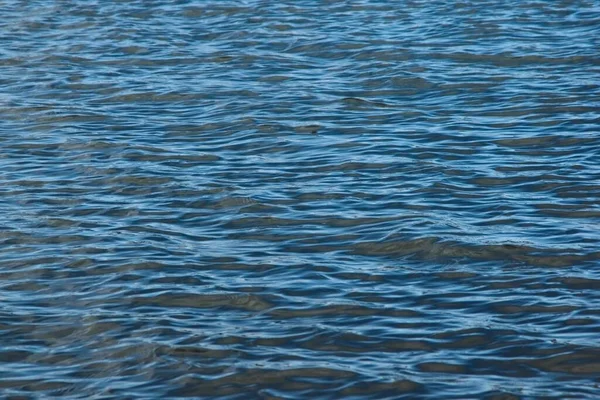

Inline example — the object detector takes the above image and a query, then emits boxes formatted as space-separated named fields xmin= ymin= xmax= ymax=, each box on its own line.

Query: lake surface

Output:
xmin=1 ymin=1 xmax=600 ymax=398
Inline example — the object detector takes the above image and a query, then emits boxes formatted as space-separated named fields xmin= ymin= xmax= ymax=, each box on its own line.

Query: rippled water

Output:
xmin=1 ymin=1 xmax=600 ymax=398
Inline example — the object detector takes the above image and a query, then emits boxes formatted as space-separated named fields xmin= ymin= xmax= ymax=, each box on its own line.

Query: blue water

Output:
xmin=1 ymin=1 xmax=600 ymax=398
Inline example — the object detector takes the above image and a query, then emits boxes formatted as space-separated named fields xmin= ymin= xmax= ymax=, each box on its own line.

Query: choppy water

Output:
xmin=1 ymin=0 xmax=600 ymax=398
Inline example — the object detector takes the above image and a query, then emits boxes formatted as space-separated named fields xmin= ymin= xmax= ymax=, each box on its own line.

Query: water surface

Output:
xmin=1 ymin=1 xmax=600 ymax=398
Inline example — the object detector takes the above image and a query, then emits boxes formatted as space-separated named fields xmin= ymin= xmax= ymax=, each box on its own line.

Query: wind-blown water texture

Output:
xmin=1 ymin=0 xmax=600 ymax=398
